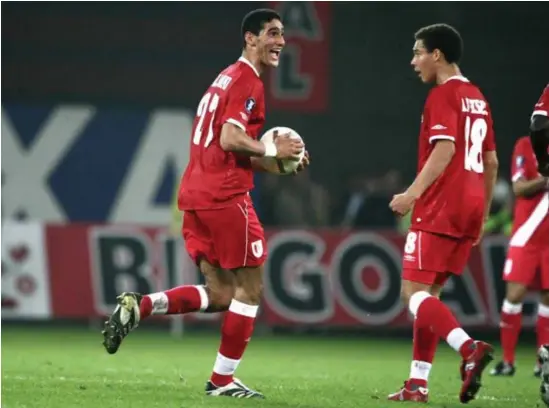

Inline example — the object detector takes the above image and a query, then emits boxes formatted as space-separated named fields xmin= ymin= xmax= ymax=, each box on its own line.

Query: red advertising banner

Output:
xmin=31 ymin=223 xmax=540 ymax=329
xmin=266 ymin=2 xmax=330 ymax=112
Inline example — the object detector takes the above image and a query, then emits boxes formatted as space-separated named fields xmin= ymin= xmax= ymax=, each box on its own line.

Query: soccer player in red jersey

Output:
xmin=489 ymin=135 xmax=549 ymax=378
xmin=530 ymin=84 xmax=549 ymax=177
xmin=102 ymin=9 xmax=307 ymax=399
xmin=387 ymin=24 xmax=499 ymax=403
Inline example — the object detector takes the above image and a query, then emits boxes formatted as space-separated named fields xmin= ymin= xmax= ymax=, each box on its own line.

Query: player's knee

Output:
xmin=234 ymin=283 xmax=263 ymax=305
xmin=505 ymin=282 xmax=528 ymax=304
xmin=207 ymin=284 xmax=235 ymax=309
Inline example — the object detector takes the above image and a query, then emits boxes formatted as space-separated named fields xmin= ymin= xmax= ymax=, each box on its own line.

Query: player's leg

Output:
xmin=536 ymin=249 xmax=549 ymax=377
xmin=408 ymin=283 xmax=444 ymax=391
xmin=492 ymin=246 xmax=539 ymax=376
xmin=138 ymin=259 xmax=234 ymax=320
xmin=389 ymin=231 xmax=493 ymax=403
xmin=491 ymin=282 xmax=528 ymax=376
xmin=206 ymin=266 xmax=264 ymax=398
xmin=102 ymin=210 xmax=234 ymax=354
xmin=202 ymin=198 xmax=266 ymax=398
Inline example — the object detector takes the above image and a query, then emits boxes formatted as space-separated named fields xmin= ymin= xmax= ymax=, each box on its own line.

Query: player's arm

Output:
xmin=482 ymin=150 xmax=499 ymax=219
xmin=513 ymin=176 xmax=549 ymax=197
xmin=406 ymin=140 xmax=455 ymax=198
xmin=220 ymin=122 xmax=273 ymax=157
xmin=530 ymin=86 xmax=549 ymax=176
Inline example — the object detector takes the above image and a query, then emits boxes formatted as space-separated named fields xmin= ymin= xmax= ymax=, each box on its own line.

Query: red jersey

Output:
xmin=411 ymin=76 xmax=497 ymax=239
xmin=509 ymin=136 xmax=549 ymax=249
xmin=179 ymin=57 xmax=266 ymax=210
xmin=532 ymin=84 xmax=549 ymax=119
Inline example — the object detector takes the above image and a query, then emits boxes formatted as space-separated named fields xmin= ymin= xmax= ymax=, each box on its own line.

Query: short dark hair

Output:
xmin=415 ymin=24 xmax=463 ymax=64
xmin=241 ymin=8 xmax=281 ymax=48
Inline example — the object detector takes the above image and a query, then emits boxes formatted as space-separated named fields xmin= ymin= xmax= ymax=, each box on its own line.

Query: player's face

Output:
xmin=411 ymin=40 xmax=436 ymax=83
xmin=257 ymin=19 xmax=285 ymax=68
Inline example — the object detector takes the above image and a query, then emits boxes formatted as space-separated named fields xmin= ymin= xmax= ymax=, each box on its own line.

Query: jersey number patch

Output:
xmin=464 ymin=117 xmax=487 ymax=174
xmin=193 ymin=92 xmax=220 ymax=148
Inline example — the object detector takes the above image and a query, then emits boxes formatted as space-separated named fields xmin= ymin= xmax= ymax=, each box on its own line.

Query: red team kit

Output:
xmin=179 ymin=57 xmax=268 ymax=270
xmin=98 ymin=9 xmax=549 ymax=404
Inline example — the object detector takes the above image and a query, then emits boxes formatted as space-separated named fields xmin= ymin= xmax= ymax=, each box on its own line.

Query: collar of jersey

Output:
xmin=238 ymin=56 xmax=260 ymax=77
xmin=444 ymin=75 xmax=469 ymax=84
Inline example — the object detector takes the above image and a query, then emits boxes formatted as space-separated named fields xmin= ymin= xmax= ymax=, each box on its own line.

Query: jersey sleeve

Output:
xmin=425 ymin=88 xmax=459 ymax=144
xmin=221 ymin=77 xmax=262 ymax=134
xmin=532 ymin=85 xmax=549 ymax=118
xmin=511 ymin=138 xmax=538 ymax=182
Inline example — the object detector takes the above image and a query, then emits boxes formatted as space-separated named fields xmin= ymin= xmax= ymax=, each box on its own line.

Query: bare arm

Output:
xmin=219 ymin=123 xmax=275 ymax=157
xmin=250 ymin=157 xmax=279 ymax=173
xmin=513 ymin=176 xmax=548 ymax=197
xmin=482 ymin=150 xmax=499 ymax=219
xmin=406 ymin=140 xmax=456 ymax=198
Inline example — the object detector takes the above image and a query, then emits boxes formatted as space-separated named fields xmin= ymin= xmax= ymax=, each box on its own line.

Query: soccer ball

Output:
xmin=539 ymin=345 xmax=549 ymax=406
xmin=260 ymin=126 xmax=305 ymax=175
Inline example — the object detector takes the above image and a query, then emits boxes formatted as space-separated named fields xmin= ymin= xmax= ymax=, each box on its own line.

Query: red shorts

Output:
xmin=182 ymin=197 xmax=267 ymax=270
xmin=402 ymin=229 xmax=474 ymax=286
xmin=503 ymin=245 xmax=549 ymax=289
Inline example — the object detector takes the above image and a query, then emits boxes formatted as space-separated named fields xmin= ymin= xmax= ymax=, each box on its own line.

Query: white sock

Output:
xmin=409 ymin=291 xmax=432 ymax=317
xmin=502 ymin=299 xmax=522 ymax=315
xmin=446 ymin=328 xmax=472 ymax=352
xmin=539 ymin=303 xmax=549 ymax=318
xmin=410 ymin=360 xmax=432 ymax=383
xmin=213 ymin=353 xmax=240 ymax=378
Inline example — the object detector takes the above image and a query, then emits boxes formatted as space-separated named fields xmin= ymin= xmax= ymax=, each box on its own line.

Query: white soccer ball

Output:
xmin=260 ymin=126 xmax=305 ymax=175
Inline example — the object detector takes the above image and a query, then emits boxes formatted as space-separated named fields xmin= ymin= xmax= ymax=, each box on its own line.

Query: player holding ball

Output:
xmin=102 ymin=9 xmax=308 ymax=399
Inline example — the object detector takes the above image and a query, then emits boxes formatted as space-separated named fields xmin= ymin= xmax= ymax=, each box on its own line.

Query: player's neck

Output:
xmin=240 ymin=51 xmax=263 ymax=76
xmin=436 ymin=64 xmax=461 ymax=85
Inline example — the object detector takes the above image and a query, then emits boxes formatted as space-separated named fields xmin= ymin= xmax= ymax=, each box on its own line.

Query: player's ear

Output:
xmin=244 ymin=31 xmax=257 ymax=48
xmin=432 ymin=48 xmax=442 ymax=62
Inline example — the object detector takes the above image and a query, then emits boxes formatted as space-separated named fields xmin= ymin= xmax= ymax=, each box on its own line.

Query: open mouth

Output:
xmin=269 ymin=49 xmax=281 ymax=60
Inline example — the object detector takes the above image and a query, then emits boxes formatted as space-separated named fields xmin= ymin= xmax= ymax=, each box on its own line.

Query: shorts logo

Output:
xmin=245 ymin=97 xmax=256 ymax=113
xmin=516 ymin=155 xmax=524 ymax=168
xmin=251 ymin=240 xmax=263 ymax=258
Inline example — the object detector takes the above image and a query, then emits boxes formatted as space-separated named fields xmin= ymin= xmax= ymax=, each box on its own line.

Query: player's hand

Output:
xmin=293 ymin=150 xmax=310 ymax=174
xmin=389 ymin=192 xmax=416 ymax=216
xmin=273 ymin=130 xmax=304 ymax=160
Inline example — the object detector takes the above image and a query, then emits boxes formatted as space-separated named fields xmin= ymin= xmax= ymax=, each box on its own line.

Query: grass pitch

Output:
xmin=1 ymin=326 xmax=543 ymax=408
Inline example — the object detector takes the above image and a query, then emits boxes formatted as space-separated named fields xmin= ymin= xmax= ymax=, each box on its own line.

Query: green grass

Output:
xmin=1 ymin=327 xmax=544 ymax=408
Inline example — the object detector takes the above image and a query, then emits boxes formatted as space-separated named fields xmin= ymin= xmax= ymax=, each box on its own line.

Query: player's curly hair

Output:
xmin=241 ymin=8 xmax=281 ymax=48
xmin=415 ymin=24 xmax=463 ymax=64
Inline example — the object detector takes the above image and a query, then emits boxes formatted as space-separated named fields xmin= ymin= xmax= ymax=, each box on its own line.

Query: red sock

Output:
xmin=409 ymin=324 xmax=439 ymax=388
xmin=537 ymin=312 xmax=549 ymax=349
xmin=413 ymin=294 xmax=473 ymax=359
xmin=140 ymin=285 xmax=208 ymax=321
xmin=210 ymin=299 xmax=258 ymax=387
xmin=500 ymin=300 xmax=522 ymax=364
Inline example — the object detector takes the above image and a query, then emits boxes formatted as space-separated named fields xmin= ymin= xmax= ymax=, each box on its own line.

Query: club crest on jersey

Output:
xmin=245 ymin=97 xmax=256 ymax=113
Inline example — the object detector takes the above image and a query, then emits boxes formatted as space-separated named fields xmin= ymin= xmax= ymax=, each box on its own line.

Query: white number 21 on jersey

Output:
xmin=193 ymin=92 xmax=220 ymax=148
xmin=464 ymin=117 xmax=487 ymax=173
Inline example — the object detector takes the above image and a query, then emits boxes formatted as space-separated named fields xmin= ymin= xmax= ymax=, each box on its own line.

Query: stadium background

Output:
xmin=2 ymin=3 xmax=548 ymax=407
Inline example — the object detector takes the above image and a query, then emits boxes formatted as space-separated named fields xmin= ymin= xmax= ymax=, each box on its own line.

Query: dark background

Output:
xmin=4 ymin=2 xmax=548 ymax=192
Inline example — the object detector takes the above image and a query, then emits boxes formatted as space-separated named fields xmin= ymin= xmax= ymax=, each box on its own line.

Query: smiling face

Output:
xmin=411 ymin=39 xmax=440 ymax=84
xmin=245 ymin=18 xmax=285 ymax=68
